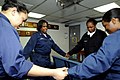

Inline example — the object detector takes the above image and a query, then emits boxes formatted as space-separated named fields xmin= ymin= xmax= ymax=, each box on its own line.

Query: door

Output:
xmin=69 ymin=25 xmax=80 ymax=61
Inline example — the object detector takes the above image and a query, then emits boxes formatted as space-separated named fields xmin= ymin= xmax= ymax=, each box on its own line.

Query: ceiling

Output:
xmin=0 ymin=0 xmax=120 ymax=25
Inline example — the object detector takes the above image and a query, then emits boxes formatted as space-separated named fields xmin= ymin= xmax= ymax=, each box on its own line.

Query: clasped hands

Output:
xmin=52 ymin=67 xmax=68 ymax=80
xmin=52 ymin=53 xmax=71 ymax=80
xmin=65 ymin=53 xmax=70 ymax=59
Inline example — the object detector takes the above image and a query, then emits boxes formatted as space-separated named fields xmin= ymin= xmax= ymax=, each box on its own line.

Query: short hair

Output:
xmin=2 ymin=0 xmax=29 ymax=14
xmin=102 ymin=8 xmax=120 ymax=22
xmin=86 ymin=18 xmax=97 ymax=26
xmin=37 ymin=20 xmax=48 ymax=31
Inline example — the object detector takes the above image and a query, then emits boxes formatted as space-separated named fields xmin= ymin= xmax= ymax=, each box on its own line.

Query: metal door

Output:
xmin=69 ymin=25 xmax=80 ymax=61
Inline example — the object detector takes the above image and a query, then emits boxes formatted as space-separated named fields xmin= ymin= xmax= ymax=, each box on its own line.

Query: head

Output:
xmin=37 ymin=20 xmax=48 ymax=34
xmin=86 ymin=18 xmax=97 ymax=33
xmin=102 ymin=8 xmax=120 ymax=34
xmin=1 ymin=0 xmax=28 ymax=29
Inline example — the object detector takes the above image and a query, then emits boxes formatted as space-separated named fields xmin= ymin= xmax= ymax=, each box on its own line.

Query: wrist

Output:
xmin=51 ymin=69 xmax=56 ymax=77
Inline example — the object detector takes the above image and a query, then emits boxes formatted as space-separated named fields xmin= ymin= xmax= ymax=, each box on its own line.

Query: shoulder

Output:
xmin=30 ymin=32 xmax=40 ymax=39
xmin=96 ymin=29 xmax=106 ymax=34
xmin=103 ymin=31 xmax=120 ymax=46
xmin=46 ymin=33 xmax=51 ymax=38
xmin=96 ymin=29 xmax=104 ymax=32
xmin=82 ymin=32 xmax=88 ymax=37
xmin=31 ymin=32 xmax=39 ymax=36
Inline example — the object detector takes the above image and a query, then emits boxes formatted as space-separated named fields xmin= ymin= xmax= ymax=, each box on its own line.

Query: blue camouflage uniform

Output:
xmin=0 ymin=13 xmax=33 ymax=79
xmin=23 ymin=31 xmax=65 ymax=67
xmin=68 ymin=29 xmax=120 ymax=80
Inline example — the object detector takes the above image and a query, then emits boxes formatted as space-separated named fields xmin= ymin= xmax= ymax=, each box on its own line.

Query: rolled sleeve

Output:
xmin=17 ymin=60 xmax=33 ymax=78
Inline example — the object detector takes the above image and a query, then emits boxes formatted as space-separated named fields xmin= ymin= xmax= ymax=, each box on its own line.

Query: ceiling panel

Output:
xmin=31 ymin=0 xmax=61 ymax=15
xmin=49 ymin=4 xmax=88 ymax=17
xmin=65 ymin=10 xmax=102 ymax=20
xmin=19 ymin=0 xmax=45 ymax=6
xmin=0 ymin=0 xmax=4 ymax=6
xmin=0 ymin=0 xmax=120 ymax=24
xmin=79 ymin=0 xmax=119 ymax=8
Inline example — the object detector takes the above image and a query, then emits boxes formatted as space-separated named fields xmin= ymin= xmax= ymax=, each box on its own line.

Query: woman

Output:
xmin=0 ymin=0 xmax=67 ymax=80
xmin=23 ymin=20 xmax=66 ymax=80
xmin=67 ymin=8 xmax=120 ymax=80
xmin=66 ymin=18 xmax=107 ymax=58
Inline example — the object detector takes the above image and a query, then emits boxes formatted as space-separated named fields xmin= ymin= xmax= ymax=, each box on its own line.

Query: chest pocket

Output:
xmin=83 ymin=37 xmax=90 ymax=47
xmin=36 ymin=37 xmax=53 ymax=48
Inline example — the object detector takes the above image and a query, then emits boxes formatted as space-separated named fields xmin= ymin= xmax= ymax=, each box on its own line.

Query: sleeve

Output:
xmin=68 ymin=34 xmax=120 ymax=79
xmin=23 ymin=33 xmax=38 ymax=59
xmin=51 ymin=37 xmax=66 ymax=56
xmin=68 ymin=35 xmax=85 ymax=56
xmin=0 ymin=26 xmax=33 ymax=78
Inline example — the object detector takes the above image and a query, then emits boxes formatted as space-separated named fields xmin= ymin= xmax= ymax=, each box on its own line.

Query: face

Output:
xmin=87 ymin=22 xmax=96 ymax=33
xmin=40 ymin=22 xmax=48 ymax=33
xmin=11 ymin=9 xmax=28 ymax=29
xmin=102 ymin=20 xmax=118 ymax=34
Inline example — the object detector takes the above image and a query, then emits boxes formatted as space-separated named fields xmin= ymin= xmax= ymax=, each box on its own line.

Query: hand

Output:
xmin=52 ymin=67 xmax=68 ymax=80
xmin=65 ymin=53 xmax=70 ymax=59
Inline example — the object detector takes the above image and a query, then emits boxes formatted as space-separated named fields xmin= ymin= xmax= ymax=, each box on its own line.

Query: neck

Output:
xmin=1 ymin=11 xmax=14 ymax=26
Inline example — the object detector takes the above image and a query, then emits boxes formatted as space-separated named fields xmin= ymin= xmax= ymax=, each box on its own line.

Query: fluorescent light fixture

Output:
xmin=28 ymin=12 xmax=46 ymax=18
xmin=94 ymin=2 xmax=120 ymax=12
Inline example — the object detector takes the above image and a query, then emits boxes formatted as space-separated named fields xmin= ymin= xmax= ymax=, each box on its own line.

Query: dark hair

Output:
xmin=102 ymin=8 xmax=120 ymax=22
xmin=86 ymin=18 xmax=97 ymax=26
xmin=2 ymin=0 xmax=29 ymax=13
xmin=37 ymin=20 xmax=48 ymax=31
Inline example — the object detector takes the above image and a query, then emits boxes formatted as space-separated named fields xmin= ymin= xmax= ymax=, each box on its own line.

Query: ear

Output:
xmin=111 ymin=18 xmax=117 ymax=24
xmin=11 ymin=7 xmax=17 ymax=16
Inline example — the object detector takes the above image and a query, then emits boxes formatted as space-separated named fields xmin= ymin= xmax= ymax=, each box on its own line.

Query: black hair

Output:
xmin=86 ymin=18 xmax=97 ymax=26
xmin=2 ymin=0 xmax=28 ymax=13
xmin=37 ymin=20 xmax=48 ymax=31
xmin=102 ymin=8 xmax=120 ymax=22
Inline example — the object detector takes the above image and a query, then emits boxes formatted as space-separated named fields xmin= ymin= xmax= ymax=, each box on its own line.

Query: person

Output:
xmin=23 ymin=19 xmax=66 ymax=80
xmin=0 ymin=0 xmax=67 ymax=80
xmin=65 ymin=8 xmax=120 ymax=80
xmin=66 ymin=18 xmax=107 ymax=58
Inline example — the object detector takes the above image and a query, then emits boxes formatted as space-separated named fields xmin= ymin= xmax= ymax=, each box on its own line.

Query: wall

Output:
xmin=19 ymin=18 xmax=69 ymax=59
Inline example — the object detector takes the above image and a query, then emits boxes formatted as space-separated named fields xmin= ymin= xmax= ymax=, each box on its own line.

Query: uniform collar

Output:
xmin=0 ymin=13 xmax=10 ymax=24
xmin=87 ymin=29 xmax=96 ymax=37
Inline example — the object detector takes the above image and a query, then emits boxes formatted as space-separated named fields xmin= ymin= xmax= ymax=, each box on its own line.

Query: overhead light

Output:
xmin=28 ymin=12 xmax=46 ymax=18
xmin=94 ymin=2 xmax=120 ymax=12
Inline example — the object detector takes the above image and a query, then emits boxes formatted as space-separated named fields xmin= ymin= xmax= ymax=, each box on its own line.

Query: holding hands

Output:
xmin=52 ymin=67 xmax=68 ymax=80
xmin=65 ymin=53 xmax=70 ymax=59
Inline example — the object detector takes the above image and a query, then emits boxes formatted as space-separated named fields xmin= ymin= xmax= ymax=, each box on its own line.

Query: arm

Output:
xmin=0 ymin=26 xmax=68 ymax=79
xmin=27 ymin=65 xmax=68 ymax=80
xmin=51 ymin=38 xmax=66 ymax=56
xmin=68 ymin=34 xmax=120 ymax=79
xmin=23 ymin=33 xmax=38 ymax=59
xmin=67 ymin=36 xmax=85 ymax=56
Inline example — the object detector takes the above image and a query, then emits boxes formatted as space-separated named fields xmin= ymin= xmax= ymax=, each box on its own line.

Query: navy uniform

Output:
xmin=68 ymin=30 xmax=120 ymax=80
xmin=23 ymin=32 xmax=65 ymax=67
xmin=0 ymin=13 xmax=33 ymax=79
xmin=23 ymin=32 xmax=65 ymax=80
xmin=68 ymin=29 xmax=107 ymax=57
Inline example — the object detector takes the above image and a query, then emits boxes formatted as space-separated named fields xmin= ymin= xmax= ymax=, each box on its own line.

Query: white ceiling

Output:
xmin=0 ymin=0 xmax=120 ymax=25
